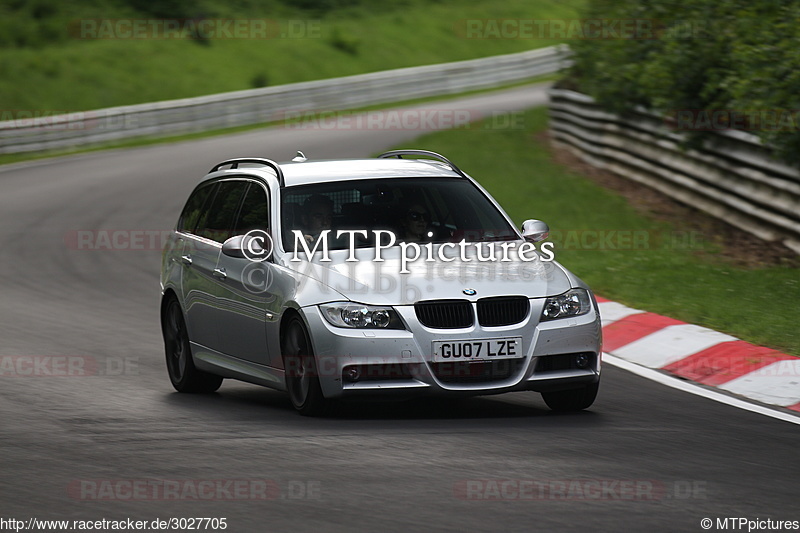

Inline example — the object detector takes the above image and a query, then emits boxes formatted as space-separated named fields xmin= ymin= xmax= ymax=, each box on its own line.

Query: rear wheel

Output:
xmin=282 ymin=316 xmax=328 ymax=416
xmin=542 ymin=382 xmax=599 ymax=412
xmin=162 ymin=297 xmax=223 ymax=393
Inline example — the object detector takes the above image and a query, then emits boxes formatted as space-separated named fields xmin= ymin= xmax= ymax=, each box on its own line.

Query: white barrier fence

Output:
xmin=548 ymin=88 xmax=800 ymax=254
xmin=0 ymin=45 xmax=570 ymax=155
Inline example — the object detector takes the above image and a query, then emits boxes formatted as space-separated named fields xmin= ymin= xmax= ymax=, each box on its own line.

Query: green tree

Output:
xmin=567 ymin=0 xmax=800 ymax=164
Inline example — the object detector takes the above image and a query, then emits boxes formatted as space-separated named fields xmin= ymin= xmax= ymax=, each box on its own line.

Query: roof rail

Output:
xmin=209 ymin=158 xmax=285 ymax=186
xmin=377 ymin=149 xmax=467 ymax=178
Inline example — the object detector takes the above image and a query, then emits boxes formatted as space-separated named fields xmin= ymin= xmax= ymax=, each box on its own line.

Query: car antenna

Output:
xmin=292 ymin=151 xmax=307 ymax=162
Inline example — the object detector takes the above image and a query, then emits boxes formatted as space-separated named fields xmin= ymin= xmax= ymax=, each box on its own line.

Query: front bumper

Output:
xmin=301 ymin=297 xmax=602 ymax=399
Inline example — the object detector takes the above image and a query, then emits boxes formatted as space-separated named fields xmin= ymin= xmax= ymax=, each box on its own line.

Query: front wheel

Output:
xmin=542 ymin=382 xmax=599 ymax=412
xmin=281 ymin=316 xmax=328 ymax=416
xmin=162 ymin=297 xmax=223 ymax=393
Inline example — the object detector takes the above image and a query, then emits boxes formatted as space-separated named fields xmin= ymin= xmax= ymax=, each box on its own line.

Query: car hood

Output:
xmin=280 ymin=245 xmax=572 ymax=306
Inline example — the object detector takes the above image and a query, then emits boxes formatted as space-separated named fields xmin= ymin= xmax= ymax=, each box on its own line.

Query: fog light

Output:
xmin=343 ymin=366 xmax=361 ymax=382
xmin=574 ymin=353 xmax=590 ymax=369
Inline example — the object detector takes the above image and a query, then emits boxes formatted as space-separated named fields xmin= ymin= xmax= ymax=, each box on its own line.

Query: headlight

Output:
xmin=320 ymin=302 xmax=405 ymax=329
xmin=540 ymin=289 xmax=592 ymax=321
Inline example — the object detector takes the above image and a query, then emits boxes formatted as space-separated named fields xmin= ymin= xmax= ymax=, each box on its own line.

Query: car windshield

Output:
xmin=280 ymin=177 xmax=518 ymax=251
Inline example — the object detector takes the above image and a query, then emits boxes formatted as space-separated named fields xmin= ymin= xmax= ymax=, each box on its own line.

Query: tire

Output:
xmin=281 ymin=315 xmax=328 ymax=416
xmin=542 ymin=382 xmax=599 ymax=412
xmin=162 ymin=297 xmax=223 ymax=393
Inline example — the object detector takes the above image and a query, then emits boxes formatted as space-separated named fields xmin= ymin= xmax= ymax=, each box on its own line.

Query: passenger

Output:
xmin=301 ymin=194 xmax=334 ymax=244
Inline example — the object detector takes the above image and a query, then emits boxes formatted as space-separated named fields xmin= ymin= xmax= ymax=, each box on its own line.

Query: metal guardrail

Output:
xmin=548 ymin=88 xmax=800 ymax=254
xmin=0 ymin=45 xmax=571 ymax=155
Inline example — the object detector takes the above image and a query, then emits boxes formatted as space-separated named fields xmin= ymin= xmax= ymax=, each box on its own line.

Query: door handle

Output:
xmin=212 ymin=267 xmax=227 ymax=280
xmin=180 ymin=254 xmax=192 ymax=266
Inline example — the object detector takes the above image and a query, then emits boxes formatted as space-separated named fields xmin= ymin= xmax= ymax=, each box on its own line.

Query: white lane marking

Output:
xmin=612 ymin=324 xmax=737 ymax=368
xmin=603 ymin=353 xmax=800 ymax=426
xmin=719 ymin=360 xmax=800 ymax=407
xmin=596 ymin=301 xmax=645 ymax=327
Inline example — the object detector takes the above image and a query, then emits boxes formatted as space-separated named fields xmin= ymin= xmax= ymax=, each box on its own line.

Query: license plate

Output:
xmin=432 ymin=337 xmax=522 ymax=363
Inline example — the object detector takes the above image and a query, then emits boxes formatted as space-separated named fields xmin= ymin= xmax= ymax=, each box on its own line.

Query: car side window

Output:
xmin=195 ymin=181 xmax=248 ymax=243
xmin=234 ymin=183 xmax=270 ymax=234
xmin=177 ymin=182 xmax=215 ymax=234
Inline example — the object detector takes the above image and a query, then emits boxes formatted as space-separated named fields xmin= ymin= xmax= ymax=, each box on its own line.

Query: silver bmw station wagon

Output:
xmin=160 ymin=150 xmax=602 ymax=415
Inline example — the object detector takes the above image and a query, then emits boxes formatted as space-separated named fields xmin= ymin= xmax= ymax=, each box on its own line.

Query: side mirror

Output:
xmin=521 ymin=219 xmax=550 ymax=243
xmin=221 ymin=235 xmax=248 ymax=258
xmin=222 ymin=234 xmax=271 ymax=260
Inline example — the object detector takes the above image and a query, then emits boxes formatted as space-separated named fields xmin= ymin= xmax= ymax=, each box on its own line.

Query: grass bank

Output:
xmin=1 ymin=0 xmax=581 ymax=111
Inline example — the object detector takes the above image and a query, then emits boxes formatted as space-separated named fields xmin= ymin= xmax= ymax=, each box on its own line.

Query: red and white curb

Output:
xmin=597 ymin=297 xmax=800 ymax=416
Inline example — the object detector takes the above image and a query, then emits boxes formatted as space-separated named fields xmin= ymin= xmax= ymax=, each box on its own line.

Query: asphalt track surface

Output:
xmin=1 ymin=84 xmax=797 ymax=532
